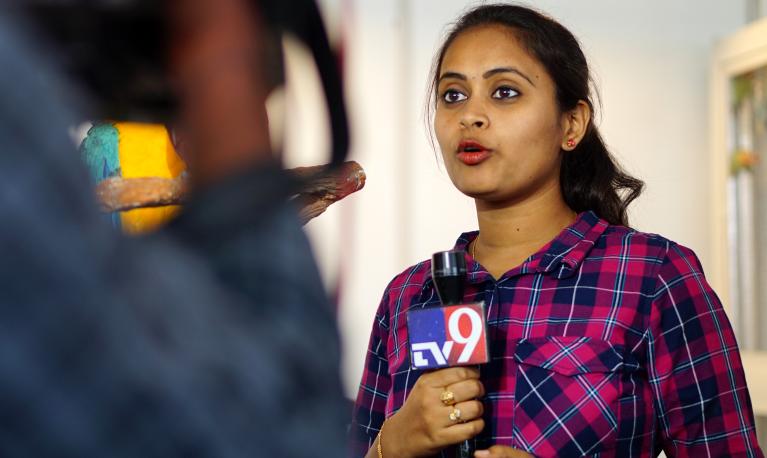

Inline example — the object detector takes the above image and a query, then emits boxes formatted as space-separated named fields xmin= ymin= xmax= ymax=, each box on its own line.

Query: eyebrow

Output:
xmin=438 ymin=67 xmax=536 ymax=87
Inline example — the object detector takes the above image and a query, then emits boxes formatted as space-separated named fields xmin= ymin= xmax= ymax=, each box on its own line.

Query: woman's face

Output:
xmin=435 ymin=24 xmax=568 ymax=205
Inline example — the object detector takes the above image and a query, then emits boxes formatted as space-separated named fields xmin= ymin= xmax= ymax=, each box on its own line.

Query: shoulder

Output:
xmin=373 ymin=259 xmax=431 ymax=313
xmin=599 ymin=224 xmax=670 ymax=250
xmin=588 ymin=224 xmax=707 ymax=286
xmin=381 ymin=259 xmax=432 ymax=302
xmin=602 ymin=226 xmax=708 ymax=289
xmin=595 ymin=224 xmax=698 ymax=265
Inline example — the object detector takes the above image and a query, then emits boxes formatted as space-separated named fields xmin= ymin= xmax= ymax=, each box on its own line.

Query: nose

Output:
xmin=459 ymin=102 xmax=489 ymax=129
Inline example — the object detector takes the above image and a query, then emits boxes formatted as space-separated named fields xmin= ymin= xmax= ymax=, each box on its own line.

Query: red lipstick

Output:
xmin=457 ymin=140 xmax=491 ymax=165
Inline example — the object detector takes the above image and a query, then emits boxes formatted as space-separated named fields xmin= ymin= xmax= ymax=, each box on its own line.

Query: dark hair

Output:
xmin=428 ymin=3 xmax=643 ymax=227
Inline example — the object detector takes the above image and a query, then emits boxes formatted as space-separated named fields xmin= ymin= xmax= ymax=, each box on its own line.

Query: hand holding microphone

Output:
xmin=378 ymin=367 xmax=485 ymax=458
xmin=377 ymin=250 xmax=490 ymax=458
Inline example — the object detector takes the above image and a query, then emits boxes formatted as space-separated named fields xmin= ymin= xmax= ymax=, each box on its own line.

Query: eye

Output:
xmin=442 ymin=89 xmax=467 ymax=104
xmin=492 ymin=86 xmax=519 ymax=100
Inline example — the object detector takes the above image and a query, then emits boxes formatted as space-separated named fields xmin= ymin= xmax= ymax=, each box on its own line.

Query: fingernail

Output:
xmin=474 ymin=451 xmax=490 ymax=458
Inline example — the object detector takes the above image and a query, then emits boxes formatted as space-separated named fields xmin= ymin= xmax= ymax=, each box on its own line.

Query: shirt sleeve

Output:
xmin=349 ymin=289 xmax=392 ymax=458
xmin=647 ymin=242 xmax=763 ymax=457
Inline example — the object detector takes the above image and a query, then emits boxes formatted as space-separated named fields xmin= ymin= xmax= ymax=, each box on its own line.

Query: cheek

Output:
xmin=513 ymin=110 xmax=564 ymax=153
xmin=434 ymin=112 xmax=452 ymax=153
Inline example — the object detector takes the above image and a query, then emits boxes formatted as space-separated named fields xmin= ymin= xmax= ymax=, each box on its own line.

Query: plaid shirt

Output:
xmin=351 ymin=211 xmax=763 ymax=457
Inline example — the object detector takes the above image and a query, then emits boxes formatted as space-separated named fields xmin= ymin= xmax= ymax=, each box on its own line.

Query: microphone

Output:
xmin=407 ymin=250 xmax=489 ymax=458
xmin=432 ymin=250 xmax=467 ymax=306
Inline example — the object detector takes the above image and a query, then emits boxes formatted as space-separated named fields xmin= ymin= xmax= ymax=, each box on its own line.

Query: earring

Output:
xmin=566 ymin=138 xmax=576 ymax=148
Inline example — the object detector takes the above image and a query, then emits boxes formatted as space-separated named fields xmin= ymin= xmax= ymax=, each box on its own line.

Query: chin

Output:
xmin=456 ymin=185 xmax=498 ymax=200
xmin=456 ymin=182 xmax=526 ymax=205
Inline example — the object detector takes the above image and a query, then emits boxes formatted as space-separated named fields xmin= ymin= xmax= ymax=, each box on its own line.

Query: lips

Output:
xmin=457 ymin=140 xmax=491 ymax=165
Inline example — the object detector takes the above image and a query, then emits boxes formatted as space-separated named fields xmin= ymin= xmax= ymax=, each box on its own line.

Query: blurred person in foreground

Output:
xmin=0 ymin=0 xmax=347 ymax=456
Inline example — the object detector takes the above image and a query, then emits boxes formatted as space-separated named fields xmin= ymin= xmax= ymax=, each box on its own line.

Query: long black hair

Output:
xmin=428 ymin=3 xmax=643 ymax=227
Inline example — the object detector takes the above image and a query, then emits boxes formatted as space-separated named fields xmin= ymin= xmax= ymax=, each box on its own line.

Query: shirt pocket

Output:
xmin=512 ymin=336 xmax=642 ymax=457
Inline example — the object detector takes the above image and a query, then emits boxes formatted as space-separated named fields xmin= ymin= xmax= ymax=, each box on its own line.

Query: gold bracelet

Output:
xmin=376 ymin=422 xmax=384 ymax=458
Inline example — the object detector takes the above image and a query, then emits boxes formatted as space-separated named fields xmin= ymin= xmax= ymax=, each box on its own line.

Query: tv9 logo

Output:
xmin=406 ymin=303 xmax=489 ymax=369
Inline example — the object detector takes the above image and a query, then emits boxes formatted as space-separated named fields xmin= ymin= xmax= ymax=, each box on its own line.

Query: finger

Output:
xmin=439 ymin=418 xmax=485 ymax=444
xmin=474 ymin=445 xmax=535 ymax=458
xmin=445 ymin=378 xmax=485 ymax=403
xmin=442 ymin=400 xmax=484 ymax=427
xmin=424 ymin=367 xmax=480 ymax=387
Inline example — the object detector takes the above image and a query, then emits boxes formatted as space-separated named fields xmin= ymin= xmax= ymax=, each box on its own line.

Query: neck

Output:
xmin=473 ymin=180 xmax=576 ymax=276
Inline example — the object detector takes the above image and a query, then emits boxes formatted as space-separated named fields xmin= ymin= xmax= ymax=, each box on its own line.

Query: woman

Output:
xmin=351 ymin=4 xmax=763 ymax=458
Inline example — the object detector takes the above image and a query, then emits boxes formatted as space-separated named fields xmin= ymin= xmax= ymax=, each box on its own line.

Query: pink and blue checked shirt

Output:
xmin=351 ymin=211 xmax=763 ymax=457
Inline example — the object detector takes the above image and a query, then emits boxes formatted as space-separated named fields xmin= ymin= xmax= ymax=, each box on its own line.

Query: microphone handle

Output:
xmin=457 ymin=439 xmax=473 ymax=458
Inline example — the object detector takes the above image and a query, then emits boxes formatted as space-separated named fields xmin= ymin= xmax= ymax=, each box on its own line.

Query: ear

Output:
xmin=561 ymin=100 xmax=591 ymax=151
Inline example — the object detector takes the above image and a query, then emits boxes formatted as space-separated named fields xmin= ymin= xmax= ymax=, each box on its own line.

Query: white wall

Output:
xmin=292 ymin=1 xmax=748 ymax=396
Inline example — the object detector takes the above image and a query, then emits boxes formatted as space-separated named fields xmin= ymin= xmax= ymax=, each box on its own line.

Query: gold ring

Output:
xmin=449 ymin=407 xmax=462 ymax=422
xmin=440 ymin=390 xmax=455 ymax=406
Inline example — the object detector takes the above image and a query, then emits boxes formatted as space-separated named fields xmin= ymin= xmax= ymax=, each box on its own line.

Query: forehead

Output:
xmin=440 ymin=24 xmax=547 ymax=82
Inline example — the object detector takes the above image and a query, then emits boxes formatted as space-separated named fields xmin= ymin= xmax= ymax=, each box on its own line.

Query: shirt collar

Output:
xmin=534 ymin=211 xmax=608 ymax=279
xmin=422 ymin=211 xmax=608 ymax=288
